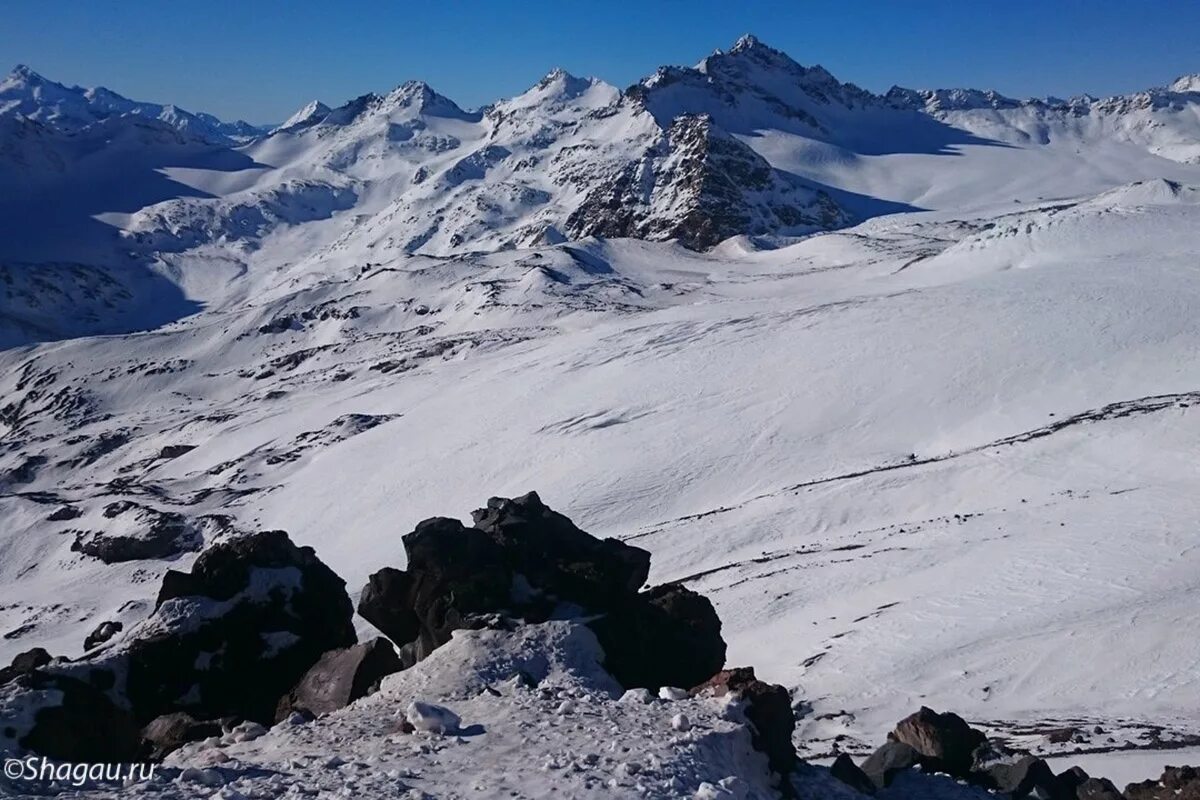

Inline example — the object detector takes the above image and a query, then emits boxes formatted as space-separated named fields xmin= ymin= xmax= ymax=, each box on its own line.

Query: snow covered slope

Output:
xmin=4 ymin=177 xmax=1200 ymax=764
xmin=2 ymin=35 xmax=1200 ymax=786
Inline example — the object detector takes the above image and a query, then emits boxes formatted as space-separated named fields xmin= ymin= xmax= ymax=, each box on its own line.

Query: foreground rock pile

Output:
xmin=827 ymin=706 xmax=1200 ymax=800
xmin=0 ymin=492 xmax=1195 ymax=800
xmin=0 ymin=492 xmax=800 ymax=793
xmin=358 ymin=491 xmax=727 ymax=690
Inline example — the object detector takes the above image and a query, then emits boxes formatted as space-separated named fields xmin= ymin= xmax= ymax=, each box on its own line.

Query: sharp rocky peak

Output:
xmin=6 ymin=63 xmax=43 ymax=83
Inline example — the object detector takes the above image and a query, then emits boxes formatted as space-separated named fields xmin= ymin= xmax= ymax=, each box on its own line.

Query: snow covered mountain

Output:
xmin=0 ymin=64 xmax=267 ymax=143
xmin=3 ymin=34 xmax=1200 ymax=799
xmin=4 ymin=35 xmax=1200 ymax=275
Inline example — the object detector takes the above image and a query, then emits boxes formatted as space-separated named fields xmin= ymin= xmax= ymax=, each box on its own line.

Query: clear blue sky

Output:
xmin=2 ymin=0 xmax=1197 ymax=124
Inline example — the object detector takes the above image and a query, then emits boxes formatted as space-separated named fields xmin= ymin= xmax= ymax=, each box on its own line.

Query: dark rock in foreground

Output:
xmin=592 ymin=582 xmax=725 ymax=691
xmin=1127 ymin=766 xmax=1200 ymax=800
xmin=275 ymin=637 xmax=403 ymax=722
xmin=692 ymin=667 xmax=796 ymax=786
xmin=860 ymin=740 xmax=923 ymax=789
xmin=359 ymin=491 xmax=724 ymax=691
xmin=0 ymin=647 xmax=52 ymax=685
xmin=889 ymin=706 xmax=987 ymax=777
xmin=2 ymin=529 xmax=355 ymax=762
xmin=976 ymin=751 xmax=1057 ymax=798
xmin=2 ymin=670 xmax=140 ymax=762
xmin=140 ymin=712 xmax=224 ymax=761
xmin=1076 ymin=776 xmax=1126 ymax=799
xmin=830 ymin=752 xmax=876 ymax=795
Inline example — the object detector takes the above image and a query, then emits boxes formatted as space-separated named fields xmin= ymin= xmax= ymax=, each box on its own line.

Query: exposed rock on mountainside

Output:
xmin=358 ymin=491 xmax=726 ymax=689
xmin=692 ymin=667 xmax=798 ymax=785
xmin=566 ymin=113 xmax=846 ymax=249
xmin=1126 ymin=766 xmax=1200 ymax=800
xmin=890 ymin=706 xmax=987 ymax=777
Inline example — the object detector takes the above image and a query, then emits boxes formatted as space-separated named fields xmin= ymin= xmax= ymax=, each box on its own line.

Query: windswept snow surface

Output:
xmin=4 ymin=179 xmax=1200 ymax=767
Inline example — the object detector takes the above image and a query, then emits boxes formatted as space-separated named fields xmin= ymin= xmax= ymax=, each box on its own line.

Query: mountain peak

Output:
xmin=729 ymin=34 xmax=765 ymax=53
xmin=272 ymin=99 xmax=332 ymax=133
xmin=537 ymin=67 xmax=582 ymax=88
xmin=1171 ymin=74 xmax=1200 ymax=94
xmin=4 ymin=63 xmax=45 ymax=86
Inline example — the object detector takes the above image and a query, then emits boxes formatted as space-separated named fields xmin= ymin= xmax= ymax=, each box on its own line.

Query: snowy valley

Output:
xmin=3 ymin=34 xmax=1200 ymax=799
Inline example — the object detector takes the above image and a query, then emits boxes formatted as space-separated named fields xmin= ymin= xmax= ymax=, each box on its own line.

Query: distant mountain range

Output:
xmin=1 ymin=34 xmax=1198 ymax=267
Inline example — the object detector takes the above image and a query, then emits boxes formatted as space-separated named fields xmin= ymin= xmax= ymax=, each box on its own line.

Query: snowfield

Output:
xmin=3 ymin=34 xmax=1200 ymax=798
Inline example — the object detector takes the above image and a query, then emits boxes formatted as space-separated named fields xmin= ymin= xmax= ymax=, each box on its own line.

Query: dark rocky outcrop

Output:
xmin=157 ymin=444 xmax=196 ymax=460
xmin=1127 ymin=766 xmax=1200 ymax=800
xmin=46 ymin=504 xmax=81 ymax=521
xmin=1 ymin=670 xmax=140 ymax=762
xmin=1054 ymin=766 xmax=1094 ymax=799
xmin=70 ymin=501 xmax=202 ymax=563
xmin=83 ymin=620 xmax=123 ymax=650
xmin=977 ymin=752 xmax=1058 ymax=798
xmin=359 ymin=492 xmax=723 ymax=690
xmin=565 ymin=114 xmax=847 ymax=250
xmin=469 ymin=492 xmax=651 ymax=608
xmin=889 ymin=706 xmax=987 ymax=778
xmin=359 ymin=517 xmax=513 ymax=665
xmin=860 ymin=740 xmax=923 ymax=789
xmin=830 ymin=753 xmax=876 ymax=795
xmin=593 ymin=583 xmax=725 ymax=691
xmin=1076 ymin=776 xmax=1125 ymax=800
xmin=691 ymin=667 xmax=796 ymax=785
xmin=0 ymin=647 xmax=53 ymax=685
xmin=139 ymin=712 xmax=223 ymax=761
xmin=274 ymin=637 xmax=403 ymax=722
xmin=4 ymin=529 xmax=356 ymax=763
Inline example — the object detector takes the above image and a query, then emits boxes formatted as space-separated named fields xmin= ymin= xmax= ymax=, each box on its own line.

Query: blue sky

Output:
xmin=2 ymin=0 xmax=1197 ymax=124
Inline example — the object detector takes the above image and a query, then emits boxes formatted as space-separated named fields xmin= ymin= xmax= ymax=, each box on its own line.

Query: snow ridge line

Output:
xmin=626 ymin=389 xmax=1200 ymax=541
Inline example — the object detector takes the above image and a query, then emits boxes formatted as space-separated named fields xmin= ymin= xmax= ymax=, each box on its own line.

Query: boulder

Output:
xmin=594 ymin=583 xmax=725 ymax=690
xmin=860 ymin=741 xmax=922 ymax=789
xmin=691 ymin=667 xmax=796 ymax=782
xmin=39 ymin=530 xmax=356 ymax=732
xmin=470 ymin=492 xmax=651 ymax=607
xmin=357 ymin=567 xmax=420 ymax=650
xmin=83 ymin=620 xmax=123 ymax=651
xmin=357 ymin=493 xmax=687 ymax=681
xmin=1076 ymin=776 xmax=1125 ymax=800
xmin=275 ymin=638 xmax=403 ymax=722
xmin=140 ymin=712 xmax=223 ymax=760
xmin=1127 ymin=766 xmax=1200 ymax=800
xmin=978 ymin=753 xmax=1057 ymax=798
xmin=358 ymin=517 xmax=512 ymax=664
xmin=1054 ymin=766 xmax=1093 ymax=798
xmin=830 ymin=753 xmax=876 ymax=795
xmin=889 ymin=706 xmax=987 ymax=777
xmin=0 ymin=647 xmax=52 ymax=685
xmin=0 ymin=670 xmax=140 ymax=762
